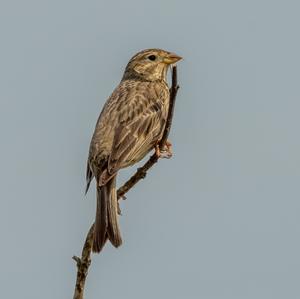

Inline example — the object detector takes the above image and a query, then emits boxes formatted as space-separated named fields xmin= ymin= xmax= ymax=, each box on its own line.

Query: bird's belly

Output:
xmin=121 ymin=145 xmax=153 ymax=169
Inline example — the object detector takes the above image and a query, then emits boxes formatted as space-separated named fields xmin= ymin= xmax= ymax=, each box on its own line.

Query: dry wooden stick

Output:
xmin=72 ymin=224 xmax=94 ymax=299
xmin=72 ymin=66 xmax=180 ymax=299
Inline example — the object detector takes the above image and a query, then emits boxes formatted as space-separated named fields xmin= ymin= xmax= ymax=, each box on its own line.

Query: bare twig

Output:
xmin=73 ymin=66 xmax=180 ymax=299
xmin=72 ymin=224 xmax=94 ymax=299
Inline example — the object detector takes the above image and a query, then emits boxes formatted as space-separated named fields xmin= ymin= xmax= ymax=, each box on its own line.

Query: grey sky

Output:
xmin=1 ymin=0 xmax=300 ymax=298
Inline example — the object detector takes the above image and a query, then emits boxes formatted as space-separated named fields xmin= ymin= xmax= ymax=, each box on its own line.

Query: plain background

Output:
xmin=1 ymin=0 xmax=300 ymax=298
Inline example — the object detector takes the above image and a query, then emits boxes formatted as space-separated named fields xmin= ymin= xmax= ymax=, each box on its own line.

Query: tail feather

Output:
xmin=93 ymin=185 xmax=108 ymax=252
xmin=93 ymin=176 xmax=122 ymax=253
xmin=106 ymin=177 xmax=122 ymax=247
xmin=85 ymin=162 xmax=93 ymax=195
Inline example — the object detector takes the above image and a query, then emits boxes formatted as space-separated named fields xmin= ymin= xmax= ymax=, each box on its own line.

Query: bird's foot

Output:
xmin=155 ymin=140 xmax=172 ymax=159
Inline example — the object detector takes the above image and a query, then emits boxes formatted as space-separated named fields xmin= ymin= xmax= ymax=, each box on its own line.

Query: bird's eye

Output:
xmin=148 ymin=55 xmax=157 ymax=61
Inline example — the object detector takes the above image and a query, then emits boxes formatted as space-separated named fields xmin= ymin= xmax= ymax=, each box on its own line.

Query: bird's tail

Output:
xmin=93 ymin=176 xmax=122 ymax=253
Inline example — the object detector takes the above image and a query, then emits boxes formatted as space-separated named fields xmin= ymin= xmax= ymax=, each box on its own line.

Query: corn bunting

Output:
xmin=86 ymin=49 xmax=182 ymax=252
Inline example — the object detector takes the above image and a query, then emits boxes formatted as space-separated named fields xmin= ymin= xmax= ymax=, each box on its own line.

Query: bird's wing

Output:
xmin=107 ymin=84 xmax=169 ymax=175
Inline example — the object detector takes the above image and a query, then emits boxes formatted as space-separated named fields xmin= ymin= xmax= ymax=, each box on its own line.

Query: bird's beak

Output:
xmin=163 ymin=52 xmax=183 ymax=65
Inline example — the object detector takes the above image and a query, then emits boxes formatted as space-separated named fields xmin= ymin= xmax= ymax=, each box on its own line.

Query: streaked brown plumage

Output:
xmin=86 ymin=49 xmax=182 ymax=253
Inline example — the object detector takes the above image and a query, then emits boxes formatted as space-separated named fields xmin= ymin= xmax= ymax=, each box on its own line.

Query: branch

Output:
xmin=72 ymin=224 xmax=94 ymax=299
xmin=72 ymin=66 xmax=180 ymax=299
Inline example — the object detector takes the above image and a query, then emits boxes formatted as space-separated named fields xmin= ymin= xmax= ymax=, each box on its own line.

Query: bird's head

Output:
xmin=123 ymin=49 xmax=182 ymax=81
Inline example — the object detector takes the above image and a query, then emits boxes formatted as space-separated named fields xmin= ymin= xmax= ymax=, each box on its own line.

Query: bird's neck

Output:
xmin=122 ymin=69 xmax=168 ymax=83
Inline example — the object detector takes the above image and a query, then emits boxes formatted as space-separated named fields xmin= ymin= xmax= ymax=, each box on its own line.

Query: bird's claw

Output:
xmin=155 ymin=140 xmax=173 ymax=159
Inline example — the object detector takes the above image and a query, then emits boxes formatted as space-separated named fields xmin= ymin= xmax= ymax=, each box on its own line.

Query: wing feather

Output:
xmin=88 ymin=80 xmax=169 ymax=179
xmin=108 ymin=86 xmax=169 ymax=174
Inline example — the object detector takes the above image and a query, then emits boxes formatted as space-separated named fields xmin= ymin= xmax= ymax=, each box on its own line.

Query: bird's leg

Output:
xmin=155 ymin=143 xmax=161 ymax=157
xmin=155 ymin=140 xmax=172 ymax=159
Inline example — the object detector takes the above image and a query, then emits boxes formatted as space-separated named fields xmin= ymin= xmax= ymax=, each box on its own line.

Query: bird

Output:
xmin=85 ymin=48 xmax=182 ymax=253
